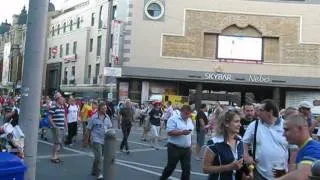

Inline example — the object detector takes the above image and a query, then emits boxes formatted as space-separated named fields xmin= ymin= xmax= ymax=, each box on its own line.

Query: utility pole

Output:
xmin=103 ymin=0 xmax=114 ymax=99
xmin=20 ymin=0 xmax=49 ymax=180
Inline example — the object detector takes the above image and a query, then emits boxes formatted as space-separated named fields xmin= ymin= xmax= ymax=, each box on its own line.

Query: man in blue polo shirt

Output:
xmin=277 ymin=114 xmax=320 ymax=180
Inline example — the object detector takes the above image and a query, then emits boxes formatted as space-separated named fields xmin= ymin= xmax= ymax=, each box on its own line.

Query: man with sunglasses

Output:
xmin=160 ymin=105 xmax=194 ymax=180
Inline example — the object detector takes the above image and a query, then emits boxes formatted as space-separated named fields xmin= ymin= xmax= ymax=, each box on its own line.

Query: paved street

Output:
xmin=35 ymin=122 xmax=208 ymax=180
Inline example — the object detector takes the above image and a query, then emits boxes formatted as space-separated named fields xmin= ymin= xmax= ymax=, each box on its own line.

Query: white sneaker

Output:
xmin=97 ymin=174 xmax=103 ymax=179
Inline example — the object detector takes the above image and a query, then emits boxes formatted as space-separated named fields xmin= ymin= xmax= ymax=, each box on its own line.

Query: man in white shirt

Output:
xmin=243 ymin=99 xmax=289 ymax=180
xmin=160 ymin=105 xmax=194 ymax=180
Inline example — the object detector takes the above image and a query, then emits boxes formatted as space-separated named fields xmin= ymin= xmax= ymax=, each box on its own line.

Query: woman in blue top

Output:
xmin=203 ymin=108 xmax=249 ymax=180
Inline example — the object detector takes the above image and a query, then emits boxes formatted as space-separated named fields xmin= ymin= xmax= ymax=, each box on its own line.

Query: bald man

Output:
xmin=277 ymin=114 xmax=320 ymax=180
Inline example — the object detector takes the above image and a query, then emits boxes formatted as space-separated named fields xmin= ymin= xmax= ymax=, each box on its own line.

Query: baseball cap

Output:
xmin=298 ymin=101 xmax=313 ymax=109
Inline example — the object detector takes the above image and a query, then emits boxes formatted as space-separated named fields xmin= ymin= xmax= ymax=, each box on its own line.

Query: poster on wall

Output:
xmin=217 ymin=35 xmax=263 ymax=61
xmin=119 ymin=82 xmax=129 ymax=101
xmin=2 ymin=42 xmax=11 ymax=86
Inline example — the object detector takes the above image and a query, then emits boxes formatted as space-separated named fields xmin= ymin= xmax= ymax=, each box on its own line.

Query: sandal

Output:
xmin=50 ymin=158 xmax=62 ymax=163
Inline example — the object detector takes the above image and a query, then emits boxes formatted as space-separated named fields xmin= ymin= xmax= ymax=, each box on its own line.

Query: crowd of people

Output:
xmin=2 ymin=91 xmax=320 ymax=180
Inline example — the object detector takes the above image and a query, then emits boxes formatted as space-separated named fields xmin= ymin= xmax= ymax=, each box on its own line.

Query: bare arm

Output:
xmin=48 ymin=114 xmax=56 ymax=128
xmin=288 ymin=149 xmax=298 ymax=172
xmin=243 ymin=143 xmax=255 ymax=165
xmin=277 ymin=163 xmax=312 ymax=180
xmin=84 ymin=129 xmax=91 ymax=144
xmin=199 ymin=118 xmax=205 ymax=130
xmin=167 ymin=130 xmax=183 ymax=136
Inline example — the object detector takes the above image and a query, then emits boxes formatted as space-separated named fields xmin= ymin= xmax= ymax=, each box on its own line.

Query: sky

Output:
xmin=0 ymin=0 xmax=63 ymax=23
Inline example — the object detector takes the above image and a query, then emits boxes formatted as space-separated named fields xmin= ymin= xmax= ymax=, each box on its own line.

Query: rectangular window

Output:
xmin=91 ymin=13 xmax=95 ymax=26
xmin=97 ymin=36 xmax=102 ymax=56
xmin=63 ymin=22 xmax=66 ymax=32
xmin=59 ymin=45 xmax=63 ymax=57
xmin=70 ymin=20 xmax=73 ymax=31
xmin=73 ymin=41 xmax=77 ymax=54
xmin=88 ymin=65 xmax=91 ymax=79
xmin=77 ymin=17 xmax=80 ymax=28
xmin=64 ymin=67 xmax=68 ymax=81
xmin=49 ymin=48 xmax=51 ymax=59
xmin=90 ymin=38 xmax=93 ymax=52
xmin=95 ymin=63 xmax=100 ymax=77
xmin=98 ymin=6 xmax=103 ymax=29
xmin=66 ymin=43 xmax=70 ymax=55
xmin=57 ymin=24 xmax=60 ymax=35
xmin=110 ymin=34 xmax=113 ymax=49
xmin=72 ymin=66 xmax=75 ymax=76
xmin=51 ymin=26 xmax=55 ymax=36
xmin=112 ymin=6 xmax=117 ymax=20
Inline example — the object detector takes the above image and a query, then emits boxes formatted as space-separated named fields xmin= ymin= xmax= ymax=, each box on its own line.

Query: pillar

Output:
xmin=195 ymin=83 xmax=202 ymax=111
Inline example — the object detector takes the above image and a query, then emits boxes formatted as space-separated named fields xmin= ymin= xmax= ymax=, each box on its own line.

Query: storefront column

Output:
xmin=273 ymin=87 xmax=280 ymax=106
xmin=195 ymin=83 xmax=203 ymax=111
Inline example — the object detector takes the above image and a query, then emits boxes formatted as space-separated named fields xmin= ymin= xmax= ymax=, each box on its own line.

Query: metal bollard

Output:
xmin=309 ymin=160 xmax=320 ymax=180
xmin=103 ymin=130 xmax=116 ymax=180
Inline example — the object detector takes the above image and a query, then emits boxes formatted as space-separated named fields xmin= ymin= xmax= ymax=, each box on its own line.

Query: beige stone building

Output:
xmin=118 ymin=0 xmax=320 ymax=107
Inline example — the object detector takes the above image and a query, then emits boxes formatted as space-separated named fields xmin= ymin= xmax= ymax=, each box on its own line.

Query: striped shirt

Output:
xmin=49 ymin=105 xmax=65 ymax=129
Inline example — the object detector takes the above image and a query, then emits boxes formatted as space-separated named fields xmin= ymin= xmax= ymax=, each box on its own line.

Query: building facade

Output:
xmin=117 ymin=0 xmax=320 ymax=107
xmin=44 ymin=0 xmax=128 ymax=98
xmin=0 ymin=9 xmax=27 ymax=94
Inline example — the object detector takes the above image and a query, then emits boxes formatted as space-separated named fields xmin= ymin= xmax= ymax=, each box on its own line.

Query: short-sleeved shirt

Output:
xmin=119 ymin=106 xmax=134 ymax=126
xmin=87 ymin=113 xmax=112 ymax=144
xmin=149 ymin=108 xmax=163 ymax=126
xmin=196 ymin=111 xmax=208 ymax=132
xmin=242 ymin=118 xmax=288 ymax=179
xmin=49 ymin=105 xmax=65 ymax=129
xmin=166 ymin=114 xmax=194 ymax=148
xmin=296 ymin=138 xmax=320 ymax=165
xmin=81 ymin=104 xmax=92 ymax=122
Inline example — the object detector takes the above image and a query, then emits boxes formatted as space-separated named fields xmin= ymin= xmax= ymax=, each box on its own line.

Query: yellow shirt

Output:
xmin=81 ymin=104 xmax=92 ymax=122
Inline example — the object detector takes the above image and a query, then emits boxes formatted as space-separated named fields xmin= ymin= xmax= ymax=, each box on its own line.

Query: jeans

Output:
xmin=160 ymin=143 xmax=191 ymax=180
xmin=120 ymin=125 xmax=132 ymax=151
xmin=91 ymin=142 xmax=104 ymax=176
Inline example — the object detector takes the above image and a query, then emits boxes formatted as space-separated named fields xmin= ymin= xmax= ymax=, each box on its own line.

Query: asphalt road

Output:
xmin=35 ymin=122 xmax=208 ymax=180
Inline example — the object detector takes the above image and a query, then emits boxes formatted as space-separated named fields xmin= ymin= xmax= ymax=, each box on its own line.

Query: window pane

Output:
xmin=73 ymin=41 xmax=77 ymax=54
xmin=91 ymin=13 xmax=95 ymax=26
xmin=77 ymin=17 xmax=80 ymax=28
xmin=60 ymin=45 xmax=63 ymax=57
xmin=97 ymin=36 xmax=102 ymax=56
xmin=90 ymin=38 xmax=93 ymax=52
xmin=70 ymin=20 xmax=73 ymax=31
xmin=66 ymin=43 xmax=69 ymax=55
xmin=147 ymin=3 xmax=161 ymax=17
xmin=95 ymin=63 xmax=100 ymax=77
xmin=88 ymin=65 xmax=91 ymax=79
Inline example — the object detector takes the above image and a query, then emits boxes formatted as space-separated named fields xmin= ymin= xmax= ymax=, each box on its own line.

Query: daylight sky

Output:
xmin=0 ymin=0 xmax=63 ymax=23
